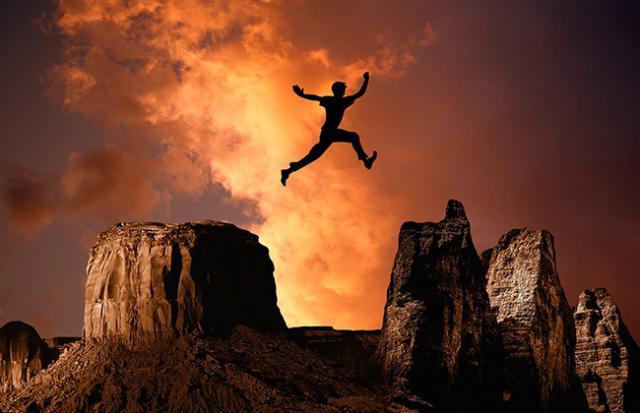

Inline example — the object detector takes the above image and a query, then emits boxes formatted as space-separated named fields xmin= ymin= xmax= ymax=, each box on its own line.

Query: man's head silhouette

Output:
xmin=331 ymin=81 xmax=346 ymax=97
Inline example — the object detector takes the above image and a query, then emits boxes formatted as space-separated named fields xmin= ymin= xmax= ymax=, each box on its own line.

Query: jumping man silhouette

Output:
xmin=280 ymin=72 xmax=377 ymax=186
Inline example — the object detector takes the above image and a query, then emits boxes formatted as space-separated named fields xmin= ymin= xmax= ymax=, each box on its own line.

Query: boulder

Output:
xmin=574 ymin=288 xmax=640 ymax=413
xmin=377 ymin=200 xmax=501 ymax=410
xmin=0 ymin=321 xmax=50 ymax=391
xmin=83 ymin=221 xmax=286 ymax=344
xmin=485 ymin=228 xmax=579 ymax=411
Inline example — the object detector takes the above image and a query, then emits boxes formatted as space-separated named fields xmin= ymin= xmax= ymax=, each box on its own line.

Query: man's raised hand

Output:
xmin=292 ymin=85 xmax=304 ymax=96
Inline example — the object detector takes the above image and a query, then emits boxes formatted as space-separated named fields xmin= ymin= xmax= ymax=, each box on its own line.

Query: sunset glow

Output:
xmin=1 ymin=0 xmax=638 ymax=337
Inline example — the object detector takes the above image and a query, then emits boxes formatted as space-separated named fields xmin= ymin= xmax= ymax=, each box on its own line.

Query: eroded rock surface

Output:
xmin=377 ymin=200 xmax=501 ymax=410
xmin=0 ymin=321 xmax=50 ymax=392
xmin=574 ymin=288 xmax=640 ymax=413
xmin=485 ymin=228 xmax=579 ymax=411
xmin=84 ymin=221 xmax=286 ymax=344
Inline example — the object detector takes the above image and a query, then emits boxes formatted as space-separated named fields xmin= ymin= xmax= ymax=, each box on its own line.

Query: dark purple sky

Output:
xmin=1 ymin=0 xmax=639 ymax=339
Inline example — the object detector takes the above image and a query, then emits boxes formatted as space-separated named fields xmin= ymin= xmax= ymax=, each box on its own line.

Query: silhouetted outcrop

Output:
xmin=84 ymin=222 xmax=286 ymax=345
xmin=485 ymin=228 xmax=581 ymax=412
xmin=377 ymin=200 xmax=502 ymax=411
xmin=574 ymin=288 xmax=640 ymax=413
xmin=0 ymin=321 xmax=50 ymax=391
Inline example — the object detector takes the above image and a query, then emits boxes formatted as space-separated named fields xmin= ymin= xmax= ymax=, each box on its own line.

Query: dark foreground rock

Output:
xmin=0 ymin=326 xmax=387 ymax=413
xmin=574 ymin=288 xmax=640 ymax=413
xmin=377 ymin=200 xmax=502 ymax=410
xmin=84 ymin=222 xmax=286 ymax=344
xmin=289 ymin=327 xmax=381 ymax=382
xmin=485 ymin=228 xmax=582 ymax=412
xmin=0 ymin=321 xmax=51 ymax=392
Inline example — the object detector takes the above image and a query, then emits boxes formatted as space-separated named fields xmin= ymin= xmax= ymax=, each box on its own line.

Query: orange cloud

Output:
xmin=48 ymin=0 xmax=434 ymax=328
xmin=0 ymin=164 xmax=54 ymax=238
xmin=60 ymin=145 xmax=163 ymax=221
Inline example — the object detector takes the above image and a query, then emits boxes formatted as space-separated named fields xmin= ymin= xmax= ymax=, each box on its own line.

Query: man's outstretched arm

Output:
xmin=292 ymin=85 xmax=321 ymax=101
xmin=349 ymin=72 xmax=369 ymax=99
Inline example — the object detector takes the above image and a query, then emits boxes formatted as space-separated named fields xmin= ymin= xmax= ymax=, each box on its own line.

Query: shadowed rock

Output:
xmin=574 ymin=288 xmax=640 ymax=413
xmin=0 ymin=321 xmax=50 ymax=392
xmin=485 ymin=228 xmax=580 ymax=411
xmin=289 ymin=327 xmax=381 ymax=382
xmin=83 ymin=221 xmax=286 ymax=345
xmin=377 ymin=200 xmax=501 ymax=410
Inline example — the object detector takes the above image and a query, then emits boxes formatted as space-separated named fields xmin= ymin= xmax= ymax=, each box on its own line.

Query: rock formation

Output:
xmin=0 ymin=321 xmax=50 ymax=391
xmin=377 ymin=200 xmax=501 ymax=410
xmin=574 ymin=288 xmax=640 ymax=413
xmin=84 ymin=221 xmax=286 ymax=344
xmin=485 ymin=228 xmax=579 ymax=411
xmin=3 ymin=207 xmax=639 ymax=412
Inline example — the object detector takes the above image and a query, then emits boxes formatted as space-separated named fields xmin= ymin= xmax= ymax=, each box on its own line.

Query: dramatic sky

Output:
xmin=1 ymin=0 xmax=639 ymax=339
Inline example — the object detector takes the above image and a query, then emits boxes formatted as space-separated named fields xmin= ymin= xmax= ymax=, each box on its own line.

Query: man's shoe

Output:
xmin=364 ymin=151 xmax=378 ymax=169
xmin=280 ymin=169 xmax=290 ymax=186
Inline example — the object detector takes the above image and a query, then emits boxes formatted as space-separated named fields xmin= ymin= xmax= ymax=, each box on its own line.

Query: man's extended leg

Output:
xmin=334 ymin=129 xmax=377 ymax=169
xmin=281 ymin=140 xmax=331 ymax=186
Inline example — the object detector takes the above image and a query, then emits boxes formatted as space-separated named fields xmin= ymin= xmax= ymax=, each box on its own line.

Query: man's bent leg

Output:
xmin=290 ymin=141 xmax=331 ymax=171
xmin=333 ymin=129 xmax=376 ymax=168
xmin=281 ymin=140 xmax=331 ymax=186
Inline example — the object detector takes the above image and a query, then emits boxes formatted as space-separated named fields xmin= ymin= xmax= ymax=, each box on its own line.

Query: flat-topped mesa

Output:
xmin=84 ymin=221 xmax=286 ymax=345
xmin=574 ymin=288 xmax=640 ymax=413
xmin=485 ymin=228 xmax=580 ymax=411
xmin=377 ymin=200 xmax=502 ymax=410
xmin=0 ymin=321 xmax=51 ymax=392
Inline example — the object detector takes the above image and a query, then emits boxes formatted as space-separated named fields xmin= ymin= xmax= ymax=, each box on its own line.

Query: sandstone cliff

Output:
xmin=0 ymin=321 xmax=51 ymax=392
xmin=574 ymin=288 xmax=640 ymax=413
xmin=485 ymin=228 xmax=580 ymax=411
xmin=84 ymin=222 xmax=286 ymax=344
xmin=377 ymin=200 xmax=502 ymax=410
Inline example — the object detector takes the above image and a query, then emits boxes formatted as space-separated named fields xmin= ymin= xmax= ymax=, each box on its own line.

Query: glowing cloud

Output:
xmin=0 ymin=164 xmax=53 ymax=238
xmin=49 ymin=0 xmax=434 ymax=328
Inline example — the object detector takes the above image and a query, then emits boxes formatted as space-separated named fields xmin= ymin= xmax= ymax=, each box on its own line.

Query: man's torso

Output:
xmin=320 ymin=96 xmax=355 ymax=130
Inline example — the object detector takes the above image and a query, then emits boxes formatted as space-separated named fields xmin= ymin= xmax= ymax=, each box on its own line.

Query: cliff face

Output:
xmin=485 ymin=229 xmax=579 ymax=411
xmin=0 ymin=321 xmax=50 ymax=392
xmin=377 ymin=200 xmax=501 ymax=410
xmin=84 ymin=221 xmax=286 ymax=344
xmin=574 ymin=288 xmax=640 ymax=413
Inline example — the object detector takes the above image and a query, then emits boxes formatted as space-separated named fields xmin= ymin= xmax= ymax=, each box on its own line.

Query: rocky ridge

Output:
xmin=0 ymin=321 xmax=52 ymax=392
xmin=84 ymin=221 xmax=286 ymax=344
xmin=2 ymin=326 xmax=386 ymax=413
xmin=1 ymin=202 xmax=638 ymax=412
xmin=574 ymin=288 xmax=640 ymax=413
xmin=376 ymin=200 xmax=502 ymax=410
xmin=485 ymin=228 xmax=581 ymax=411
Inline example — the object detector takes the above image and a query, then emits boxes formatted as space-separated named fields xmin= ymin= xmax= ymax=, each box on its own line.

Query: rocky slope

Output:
xmin=484 ymin=229 xmax=581 ymax=411
xmin=377 ymin=200 xmax=502 ymax=410
xmin=574 ymin=288 xmax=640 ymax=413
xmin=1 ymin=326 xmax=387 ymax=413
xmin=84 ymin=221 xmax=286 ymax=344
